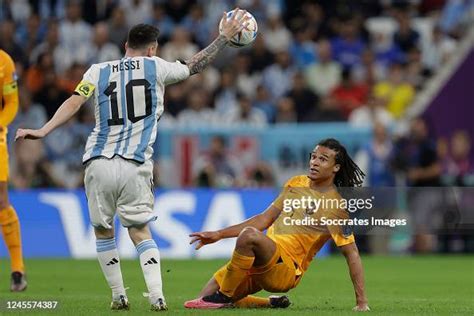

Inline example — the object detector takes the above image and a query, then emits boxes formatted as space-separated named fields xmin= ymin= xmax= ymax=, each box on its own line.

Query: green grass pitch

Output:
xmin=0 ymin=256 xmax=472 ymax=315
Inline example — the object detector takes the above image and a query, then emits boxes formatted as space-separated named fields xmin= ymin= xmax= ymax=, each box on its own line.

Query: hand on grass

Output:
xmin=352 ymin=304 xmax=370 ymax=312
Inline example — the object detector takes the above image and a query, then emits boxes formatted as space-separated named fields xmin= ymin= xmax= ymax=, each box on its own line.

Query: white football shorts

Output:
xmin=84 ymin=156 xmax=156 ymax=228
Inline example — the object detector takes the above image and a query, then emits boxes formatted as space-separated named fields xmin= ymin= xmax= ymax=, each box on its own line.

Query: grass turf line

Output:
xmin=0 ymin=256 xmax=472 ymax=315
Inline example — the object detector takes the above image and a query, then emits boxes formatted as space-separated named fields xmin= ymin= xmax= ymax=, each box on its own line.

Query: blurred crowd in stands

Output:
xmin=1 ymin=0 xmax=473 ymax=190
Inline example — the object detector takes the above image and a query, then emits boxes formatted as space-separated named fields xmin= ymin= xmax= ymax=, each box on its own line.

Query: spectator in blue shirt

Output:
xmin=289 ymin=26 xmax=317 ymax=69
xmin=330 ymin=17 xmax=366 ymax=68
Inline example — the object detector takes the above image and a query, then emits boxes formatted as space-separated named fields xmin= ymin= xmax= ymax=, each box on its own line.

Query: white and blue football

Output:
xmin=219 ymin=10 xmax=258 ymax=48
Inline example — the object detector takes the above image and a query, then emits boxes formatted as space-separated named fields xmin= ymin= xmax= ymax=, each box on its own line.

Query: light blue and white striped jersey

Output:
xmin=78 ymin=56 xmax=189 ymax=163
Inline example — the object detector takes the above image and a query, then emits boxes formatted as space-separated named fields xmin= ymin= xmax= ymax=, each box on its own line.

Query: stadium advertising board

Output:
xmin=2 ymin=189 xmax=330 ymax=259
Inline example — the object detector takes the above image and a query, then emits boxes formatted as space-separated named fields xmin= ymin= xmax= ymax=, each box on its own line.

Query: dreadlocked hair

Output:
xmin=317 ymin=138 xmax=365 ymax=187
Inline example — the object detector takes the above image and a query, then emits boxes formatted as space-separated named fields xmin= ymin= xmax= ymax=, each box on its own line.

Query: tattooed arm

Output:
xmin=186 ymin=35 xmax=229 ymax=75
xmin=185 ymin=8 xmax=248 ymax=75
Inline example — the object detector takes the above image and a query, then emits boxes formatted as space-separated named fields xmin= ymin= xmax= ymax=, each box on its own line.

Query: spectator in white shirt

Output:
xmin=262 ymin=13 xmax=292 ymax=54
xmin=422 ymin=26 xmax=457 ymax=72
xmin=87 ymin=22 xmax=121 ymax=64
xmin=262 ymin=50 xmax=296 ymax=100
xmin=120 ymin=0 xmax=153 ymax=28
xmin=234 ymin=53 xmax=262 ymax=99
xmin=59 ymin=1 xmax=92 ymax=67
xmin=161 ymin=27 xmax=199 ymax=62
xmin=304 ymin=40 xmax=342 ymax=96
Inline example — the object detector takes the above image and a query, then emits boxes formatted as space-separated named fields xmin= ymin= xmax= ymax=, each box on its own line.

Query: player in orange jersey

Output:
xmin=184 ymin=138 xmax=369 ymax=311
xmin=0 ymin=49 xmax=26 ymax=291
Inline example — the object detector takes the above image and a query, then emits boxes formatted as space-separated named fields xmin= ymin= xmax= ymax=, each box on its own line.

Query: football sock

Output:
xmin=234 ymin=295 xmax=271 ymax=308
xmin=136 ymin=239 xmax=164 ymax=302
xmin=219 ymin=250 xmax=254 ymax=298
xmin=96 ymin=237 xmax=126 ymax=299
xmin=0 ymin=206 xmax=24 ymax=273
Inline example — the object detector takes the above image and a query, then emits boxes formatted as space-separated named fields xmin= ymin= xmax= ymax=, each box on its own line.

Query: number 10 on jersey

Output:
xmin=104 ymin=79 xmax=152 ymax=126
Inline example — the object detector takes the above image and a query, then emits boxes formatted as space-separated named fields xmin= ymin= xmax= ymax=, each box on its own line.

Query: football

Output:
xmin=219 ymin=10 xmax=258 ymax=47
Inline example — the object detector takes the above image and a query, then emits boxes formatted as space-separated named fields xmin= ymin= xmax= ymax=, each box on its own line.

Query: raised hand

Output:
xmin=189 ymin=231 xmax=222 ymax=250
xmin=186 ymin=8 xmax=251 ymax=75
xmin=219 ymin=8 xmax=250 ymax=41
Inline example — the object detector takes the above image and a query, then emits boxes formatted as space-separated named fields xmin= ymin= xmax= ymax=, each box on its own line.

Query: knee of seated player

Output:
xmin=256 ymin=267 xmax=295 ymax=293
xmin=236 ymin=227 xmax=262 ymax=248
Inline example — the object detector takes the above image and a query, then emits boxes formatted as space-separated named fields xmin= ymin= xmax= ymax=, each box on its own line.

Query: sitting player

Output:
xmin=184 ymin=138 xmax=370 ymax=311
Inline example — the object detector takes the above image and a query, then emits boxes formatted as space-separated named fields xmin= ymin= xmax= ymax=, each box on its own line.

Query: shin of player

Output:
xmin=129 ymin=226 xmax=166 ymax=310
xmin=95 ymin=228 xmax=127 ymax=309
